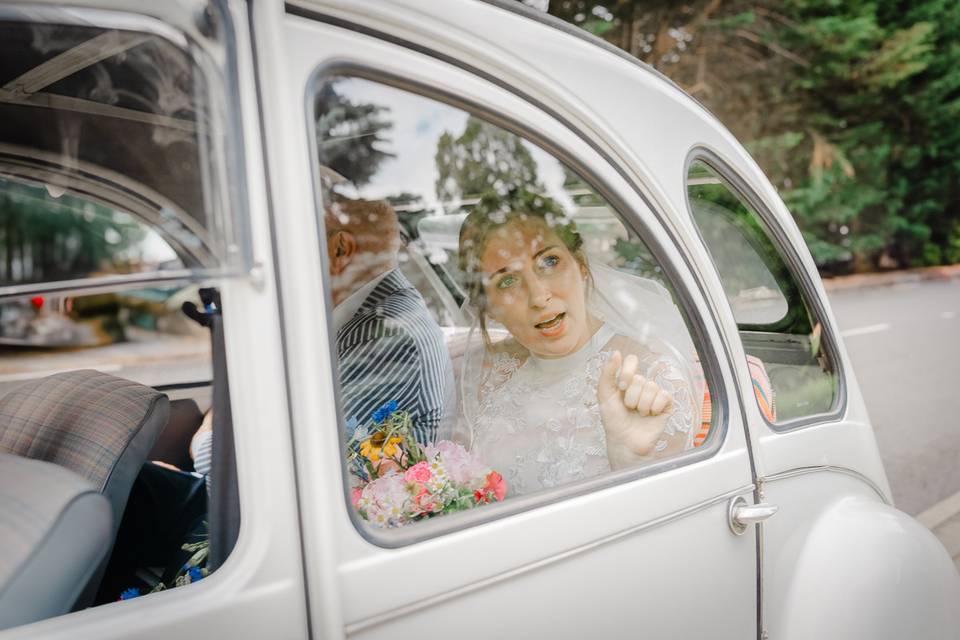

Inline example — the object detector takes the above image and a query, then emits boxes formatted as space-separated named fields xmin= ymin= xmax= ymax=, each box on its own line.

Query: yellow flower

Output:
xmin=359 ymin=431 xmax=403 ymax=463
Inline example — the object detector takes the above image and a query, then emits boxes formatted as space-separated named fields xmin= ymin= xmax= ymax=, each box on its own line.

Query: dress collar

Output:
xmin=527 ymin=322 xmax=615 ymax=374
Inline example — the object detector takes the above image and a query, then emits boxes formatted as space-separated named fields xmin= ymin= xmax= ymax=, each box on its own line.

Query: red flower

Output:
xmin=481 ymin=471 xmax=506 ymax=502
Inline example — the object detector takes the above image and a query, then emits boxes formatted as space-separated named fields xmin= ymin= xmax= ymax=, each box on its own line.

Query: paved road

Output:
xmin=0 ymin=329 xmax=211 ymax=396
xmin=827 ymin=278 xmax=960 ymax=515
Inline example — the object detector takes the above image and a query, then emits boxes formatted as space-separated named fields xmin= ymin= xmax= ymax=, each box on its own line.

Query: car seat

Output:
xmin=0 ymin=453 xmax=112 ymax=630
xmin=0 ymin=369 xmax=170 ymax=606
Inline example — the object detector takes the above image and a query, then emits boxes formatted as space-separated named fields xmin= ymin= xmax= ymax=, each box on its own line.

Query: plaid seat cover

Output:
xmin=0 ymin=370 xmax=167 ymax=493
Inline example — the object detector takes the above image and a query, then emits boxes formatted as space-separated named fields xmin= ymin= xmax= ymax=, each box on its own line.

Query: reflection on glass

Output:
xmin=314 ymin=76 xmax=711 ymax=530
xmin=0 ymin=176 xmax=182 ymax=287
xmin=0 ymin=17 xmax=241 ymax=285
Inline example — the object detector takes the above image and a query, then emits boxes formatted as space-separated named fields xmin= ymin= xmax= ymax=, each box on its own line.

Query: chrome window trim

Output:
xmin=302 ymin=61 xmax=735 ymax=549
xmin=682 ymin=147 xmax=848 ymax=433
xmin=343 ymin=482 xmax=757 ymax=636
xmin=762 ymin=466 xmax=891 ymax=505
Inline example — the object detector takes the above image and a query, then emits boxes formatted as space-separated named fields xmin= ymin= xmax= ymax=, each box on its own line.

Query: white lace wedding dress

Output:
xmin=468 ymin=323 xmax=698 ymax=497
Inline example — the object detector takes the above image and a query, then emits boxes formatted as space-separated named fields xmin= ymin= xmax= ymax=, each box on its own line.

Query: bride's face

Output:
xmin=480 ymin=220 xmax=592 ymax=359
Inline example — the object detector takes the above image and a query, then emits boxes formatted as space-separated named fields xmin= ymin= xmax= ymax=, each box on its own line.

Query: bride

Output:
xmin=457 ymin=193 xmax=701 ymax=497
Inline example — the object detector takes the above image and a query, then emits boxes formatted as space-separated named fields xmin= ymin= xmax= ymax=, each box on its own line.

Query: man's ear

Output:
xmin=328 ymin=230 xmax=357 ymax=276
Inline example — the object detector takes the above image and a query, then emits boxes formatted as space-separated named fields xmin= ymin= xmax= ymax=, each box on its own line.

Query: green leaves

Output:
xmin=542 ymin=0 xmax=960 ymax=272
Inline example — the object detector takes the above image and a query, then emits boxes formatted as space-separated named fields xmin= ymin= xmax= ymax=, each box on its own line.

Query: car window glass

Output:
xmin=0 ymin=175 xmax=184 ymax=287
xmin=312 ymin=76 xmax=716 ymax=536
xmin=0 ymin=15 xmax=249 ymax=294
xmin=687 ymin=160 xmax=837 ymax=423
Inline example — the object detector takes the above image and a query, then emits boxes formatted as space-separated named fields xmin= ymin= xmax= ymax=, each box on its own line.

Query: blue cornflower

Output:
xmin=188 ymin=566 xmax=204 ymax=583
xmin=119 ymin=588 xmax=141 ymax=600
xmin=371 ymin=400 xmax=399 ymax=423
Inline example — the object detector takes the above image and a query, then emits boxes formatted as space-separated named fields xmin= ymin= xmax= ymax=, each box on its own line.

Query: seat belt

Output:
xmin=183 ymin=288 xmax=240 ymax=571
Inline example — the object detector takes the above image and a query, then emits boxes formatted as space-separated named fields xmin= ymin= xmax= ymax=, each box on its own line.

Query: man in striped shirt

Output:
xmin=326 ymin=198 xmax=455 ymax=445
xmin=191 ymin=198 xmax=454 ymax=478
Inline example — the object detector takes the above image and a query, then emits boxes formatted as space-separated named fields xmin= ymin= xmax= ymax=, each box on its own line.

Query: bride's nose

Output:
xmin=527 ymin=273 xmax=551 ymax=308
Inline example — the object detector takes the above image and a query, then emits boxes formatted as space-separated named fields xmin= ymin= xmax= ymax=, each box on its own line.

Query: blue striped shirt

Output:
xmin=336 ymin=269 xmax=454 ymax=444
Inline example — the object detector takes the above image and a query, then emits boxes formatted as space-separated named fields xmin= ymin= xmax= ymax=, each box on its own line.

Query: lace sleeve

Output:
xmin=640 ymin=351 xmax=699 ymax=455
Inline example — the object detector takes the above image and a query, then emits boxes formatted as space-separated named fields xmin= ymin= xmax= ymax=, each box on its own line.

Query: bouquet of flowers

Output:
xmin=347 ymin=400 xmax=506 ymax=528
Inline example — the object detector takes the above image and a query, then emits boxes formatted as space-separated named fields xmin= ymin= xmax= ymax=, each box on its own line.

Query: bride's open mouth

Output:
xmin=535 ymin=312 xmax=566 ymax=337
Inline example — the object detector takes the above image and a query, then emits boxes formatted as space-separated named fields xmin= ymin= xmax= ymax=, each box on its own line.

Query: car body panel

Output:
xmin=763 ymin=472 xmax=960 ymax=639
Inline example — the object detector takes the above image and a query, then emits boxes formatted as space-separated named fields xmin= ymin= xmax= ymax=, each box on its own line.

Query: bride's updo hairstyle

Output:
xmin=458 ymin=189 xmax=593 ymax=349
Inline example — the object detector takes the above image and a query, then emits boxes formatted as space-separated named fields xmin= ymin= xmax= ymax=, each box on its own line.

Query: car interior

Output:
xmin=0 ymin=15 xmax=237 ymax=629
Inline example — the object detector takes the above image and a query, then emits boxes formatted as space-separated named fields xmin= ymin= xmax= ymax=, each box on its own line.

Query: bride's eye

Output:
xmin=496 ymin=274 xmax=519 ymax=290
xmin=538 ymin=254 xmax=560 ymax=270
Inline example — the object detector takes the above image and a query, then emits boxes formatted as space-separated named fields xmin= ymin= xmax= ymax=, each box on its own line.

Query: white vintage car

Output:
xmin=0 ymin=1 xmax=957 ymax=639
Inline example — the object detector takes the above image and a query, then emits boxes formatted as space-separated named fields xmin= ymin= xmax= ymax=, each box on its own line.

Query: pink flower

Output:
xmin=350 ymin=487 xmax=362 ymax=508
xmin=411 ymin=486 xmax=438 ymax=514
xmin=404 ymin=461 xmax=433 ymax=484
xmin=424 ymin=440 xmax=486 ymax=484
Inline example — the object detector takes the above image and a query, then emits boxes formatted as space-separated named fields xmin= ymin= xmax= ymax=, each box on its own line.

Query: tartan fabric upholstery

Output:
xmin=0 ymin=453 xmax=111 ymax=629
xmin=0 ymin=369 xmax=169 ymax=526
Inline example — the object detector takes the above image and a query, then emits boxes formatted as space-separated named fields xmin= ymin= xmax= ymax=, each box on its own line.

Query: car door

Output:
xmin=683 ymin=152 xmax=960 ymax=638
xmin=254 ymin=3 xmax=761 ymax=638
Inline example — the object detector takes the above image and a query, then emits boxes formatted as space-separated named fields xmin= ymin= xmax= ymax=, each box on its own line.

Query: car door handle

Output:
xmin=728 ymin=496 xmax=778 ymax=535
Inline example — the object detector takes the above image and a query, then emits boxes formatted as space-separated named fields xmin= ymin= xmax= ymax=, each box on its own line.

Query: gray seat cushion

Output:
xmin=0 ymin=369 xmax=170 ymax=528
xmin=0 ymin=453 xmax=112 ymax=630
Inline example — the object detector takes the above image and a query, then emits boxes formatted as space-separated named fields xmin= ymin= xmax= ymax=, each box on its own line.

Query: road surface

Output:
xmin=827 ymin=277 xmax=960 ymax=515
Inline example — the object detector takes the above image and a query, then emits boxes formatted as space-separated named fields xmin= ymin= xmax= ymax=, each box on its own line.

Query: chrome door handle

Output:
xmin=728 ymin=496 xmax=778 ymax=535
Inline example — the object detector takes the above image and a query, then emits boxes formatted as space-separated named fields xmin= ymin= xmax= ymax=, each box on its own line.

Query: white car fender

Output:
xmin=772 ymin=495 xmax=960 ymax=640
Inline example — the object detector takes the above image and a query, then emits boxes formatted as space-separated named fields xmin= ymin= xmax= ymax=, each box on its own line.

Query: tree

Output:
xmin=0 ymin=178 xmax=147 ymax=285
xmin=539 ymin=0 xmax=960 ymax=271
xmin=434 ymin=116 xmax=542 ymax=206
xmin=314 ymin=81 xmax=395 ymax=188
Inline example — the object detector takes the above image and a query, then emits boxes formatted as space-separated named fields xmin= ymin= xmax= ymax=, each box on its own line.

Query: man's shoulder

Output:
xmin=341 ymin=291 xmax=442 ymax=348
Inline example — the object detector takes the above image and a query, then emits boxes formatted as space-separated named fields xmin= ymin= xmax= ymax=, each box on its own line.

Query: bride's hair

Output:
xmin=458 ymin=189 xmax=593 ymax=349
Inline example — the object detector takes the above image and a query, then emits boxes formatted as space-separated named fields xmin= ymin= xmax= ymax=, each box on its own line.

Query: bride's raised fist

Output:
xmin=597 ymin=350 xmax=674 ymax=467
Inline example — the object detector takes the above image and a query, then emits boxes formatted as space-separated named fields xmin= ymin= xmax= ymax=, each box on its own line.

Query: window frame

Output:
xmin=683 ymin=147 xmax=847 ymax=432
xmin=305 ymin=63 xmax=734 ymax=548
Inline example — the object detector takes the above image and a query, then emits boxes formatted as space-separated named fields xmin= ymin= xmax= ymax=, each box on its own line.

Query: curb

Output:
xmin=822 ymin=264 xmax=960 ymax=292
xmin=917 ymin=489 xmax=960 ymax=532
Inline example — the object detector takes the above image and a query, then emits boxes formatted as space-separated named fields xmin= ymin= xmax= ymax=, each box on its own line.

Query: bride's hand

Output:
xmin=597 ymin=350 xmax=674 ymax=468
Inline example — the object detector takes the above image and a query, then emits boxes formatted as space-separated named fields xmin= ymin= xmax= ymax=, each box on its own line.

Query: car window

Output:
xmin=686 ymin=159 xmax=837 ymax=423
xmin=0 ymin=14 xmax=250 ymax=296
xmin=311 ymin=75 xmax=716 ymax=537
xmin=0 ymin=173 xmax=188 ymax=287
xmin=0 ymin=7 xmax=242 ymax=629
